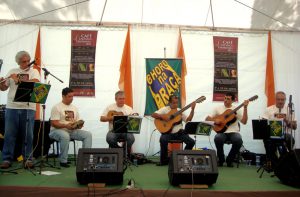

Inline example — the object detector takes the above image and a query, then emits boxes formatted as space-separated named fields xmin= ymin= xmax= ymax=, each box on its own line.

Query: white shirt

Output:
xmin=5 ymin=67 xmax=40 ymax=110
xmin=262 ymin=105 xmax=295 ymax=120
xmin=210 ymin=105 xmax=243 ymax=133
xmin=50 ymin=102 xmax=80 ymax=131
xmin=102 ymin=103 xmax=133 ymax=131
xmin=154 ymin=106 xmax=188 ymax=134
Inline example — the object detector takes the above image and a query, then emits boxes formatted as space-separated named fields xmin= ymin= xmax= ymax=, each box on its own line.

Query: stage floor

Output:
xmin=0 ymin=156 xmax=300 ymax=195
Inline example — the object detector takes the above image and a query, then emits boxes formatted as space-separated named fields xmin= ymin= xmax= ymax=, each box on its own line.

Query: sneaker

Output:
xmin=60 ymin=162 xmax=70 ymax=168
xmin=0 ymin=161 xmax=11 ymax=169
xmin=24 ymin=161 xmax=34 ymax=169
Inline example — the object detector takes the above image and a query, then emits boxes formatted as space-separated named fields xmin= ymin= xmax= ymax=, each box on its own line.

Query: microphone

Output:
xmin=0 ymin=59 xmax=3 ymax=72
xmin=27 ymin=60 xmax=36 ymax=68
xmin=42 ymin=68 xmax=50 ymax=80
xmin=288 ymin=95 xmax=292 ymax=108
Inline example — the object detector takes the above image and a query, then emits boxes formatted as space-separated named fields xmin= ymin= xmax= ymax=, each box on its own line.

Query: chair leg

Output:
xmin=73 ymin=141 xmax=76 ymax=165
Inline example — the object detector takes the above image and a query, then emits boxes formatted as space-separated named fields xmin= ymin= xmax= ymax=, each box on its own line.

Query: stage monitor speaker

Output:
xmin=76 ymin=148 xmax=124 ymax=185
xmin=274 ymin=149 xmax=300 ymax=187
xmin=168 ymin=150 xmax=218 ymax=186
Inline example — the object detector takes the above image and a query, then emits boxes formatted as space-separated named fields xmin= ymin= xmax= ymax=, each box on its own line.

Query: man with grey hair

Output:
xmin=262 ymin=91 xmax=297 ymax=167
xmin=100 ymin=91 xmax=136 ymax=155
xmin=0 ymin=51 xmax=40 ymax=169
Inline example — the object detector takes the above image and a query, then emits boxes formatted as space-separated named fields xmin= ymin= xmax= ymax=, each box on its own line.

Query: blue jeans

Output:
xmin=49 ymin=129 xmax=92 ymax=163
xmin=2 ymin=108 xmax=35 ymax=163
xmin=106 ymin=132 xmax=135 ymax=149
xmin=214 ymin=132 xmax=243 ymax=163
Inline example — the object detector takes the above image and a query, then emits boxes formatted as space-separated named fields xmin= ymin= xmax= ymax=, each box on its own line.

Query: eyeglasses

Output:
xmin=21 ymin=60 xmax=30 ymax=63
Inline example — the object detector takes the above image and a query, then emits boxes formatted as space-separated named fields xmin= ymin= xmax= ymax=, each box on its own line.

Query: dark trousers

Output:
xmin=263 ymin=133 xmax=294 ymax=167
xmin=214 ymin=132 xmax=243 ymax=163
xmin=160 ymin=130 xmax=195 ymax=163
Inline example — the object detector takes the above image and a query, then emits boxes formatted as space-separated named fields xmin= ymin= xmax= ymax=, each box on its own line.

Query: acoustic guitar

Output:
xmin=154 ymin=96 xmax=206 ymax=134
xmin=212 ymin=95 xmax=258 ymax=133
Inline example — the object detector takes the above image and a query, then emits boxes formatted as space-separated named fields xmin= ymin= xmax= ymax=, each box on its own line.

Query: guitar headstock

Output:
xmin=196 ymin=96 xmax=206 ymax=103
xmin=249 ymin=95 xmax=258 ymax=102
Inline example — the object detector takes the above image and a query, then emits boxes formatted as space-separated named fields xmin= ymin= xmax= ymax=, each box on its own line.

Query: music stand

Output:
xmin=252 ymin=119 xmax=269 ymax=140
xmin=185 ymin=121 xmax=213 ymax=149
xmin=112 ymin=116 xmax=142 ymax=167
xmin=14 ymin=82 xmax=53 ymax=174
xmin=252 ymin=119 xmax=274 ymax=177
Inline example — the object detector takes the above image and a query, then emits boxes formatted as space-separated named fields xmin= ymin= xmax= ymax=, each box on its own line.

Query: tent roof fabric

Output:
xmin=0 ymin=0 xmax=299 ymax=32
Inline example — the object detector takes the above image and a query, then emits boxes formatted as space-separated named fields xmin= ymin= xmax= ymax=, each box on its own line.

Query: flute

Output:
xmin=0 ymin=60 xmax=36 ymax=84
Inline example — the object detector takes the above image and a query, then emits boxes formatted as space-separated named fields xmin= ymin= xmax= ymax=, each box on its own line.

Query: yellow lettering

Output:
xmin=169 ymin=77 xmax=179 ymax=90
xmin=150 ymin=69 xmax=158 ymax=81
xmin=173 ymin=71 xmax=181 ymax=84
xmin=154 ymin=66 xmax=162 ymax=75
xmin=158 ymin=76 xmax=165 ymax=85
xmin=162 ymin=72 xmax=168 ymax=81
xmin=158 ymin=87 xmax=169 ymax=105
xmin=158 ymin=62 xmax=166 ymax=72
xmin=146 ymin=74 xmax=153 ymax=85
xmin=149 ymin=86 xmax=165 ymax=109
xmin=165 ymin=82 xmax=176 ymax=96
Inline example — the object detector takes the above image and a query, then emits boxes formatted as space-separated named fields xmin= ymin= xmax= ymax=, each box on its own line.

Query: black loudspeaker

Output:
xmin=168 ymin=150 xmax=218 ymax=186
xmin=274 ymin=149 xmax=300 ymax=187
xmin=76 ymin=148 xmax=124 ymax=185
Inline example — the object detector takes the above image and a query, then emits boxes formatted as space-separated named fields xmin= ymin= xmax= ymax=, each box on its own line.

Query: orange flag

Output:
xmin=34 ymin=28 xmax=41 ymax=119
xmin=177 ymin=29 xmax=187 ymax=107
xmin=118 ymin=26 xmax=133 ymax=107
xmin=265 ymin=31 xmax=275 ymax=107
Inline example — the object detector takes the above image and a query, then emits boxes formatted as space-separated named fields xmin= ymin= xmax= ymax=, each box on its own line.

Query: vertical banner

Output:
xmin=118 ymin=26 xmax=133 ymax=107
xmin=177 ymin=29 xmax=187 ymax=107
xmin=265 ymin=31 xmax=276 ymax=107
xmin=145 ymin=58 xmax=183 ymax=115
xmin=70 ymin=30 xmax=98 ymax=96
xmin=213 ymin=36 xmax=238 ymax=101
xmin=34 ymin=28 xmax=41 ymax=119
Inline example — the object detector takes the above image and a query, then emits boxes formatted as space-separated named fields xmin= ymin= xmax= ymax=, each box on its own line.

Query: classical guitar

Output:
xmin=154 ymin=96 xmax=206 ymax=133
xmin=212 ymin=95 xmax=258 ymax=133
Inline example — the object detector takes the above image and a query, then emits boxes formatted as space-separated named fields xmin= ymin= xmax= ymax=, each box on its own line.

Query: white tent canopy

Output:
xmin=0 ymin=0 xmax=300 ymax=31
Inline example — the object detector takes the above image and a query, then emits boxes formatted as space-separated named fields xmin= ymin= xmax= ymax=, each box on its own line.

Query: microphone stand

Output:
xmin=35 ymin=66 xmax=63 ymax=174
xmin=287 ymin=101 xmax=295 ymax=151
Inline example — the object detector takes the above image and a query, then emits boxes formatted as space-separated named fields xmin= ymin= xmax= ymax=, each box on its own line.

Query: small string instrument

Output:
xmin=70 ymin=119 xmax=85 ymax=129
xmin=107 ymin=110 xmax=124 ymax=119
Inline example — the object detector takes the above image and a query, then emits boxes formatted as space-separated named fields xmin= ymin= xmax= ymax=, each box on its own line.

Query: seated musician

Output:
xmin=49 ymin=87 xmax=92 ymax=168
xmin=262 ymin=91 xmax=297 ymax=166
xmin=205 ymin=92 xmax=249 ymax=167
xmin=151 ymin=94 xmax=196 ymax=166
xmin=100 ymin=90 xmax=136 ymax=153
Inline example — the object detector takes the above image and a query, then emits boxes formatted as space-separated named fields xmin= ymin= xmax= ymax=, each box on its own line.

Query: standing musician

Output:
xmin=205 ymin=92 xmax=249 ymax=167
xmin=100 ymin=91 xmax=136 ymax=153
xmin=152 ymin=94 xmax=196 ymax=166
xmin=262 ymin=91 xmax=297 ymax=166
xmin=0 ymin=51 xmax=40 ymax=169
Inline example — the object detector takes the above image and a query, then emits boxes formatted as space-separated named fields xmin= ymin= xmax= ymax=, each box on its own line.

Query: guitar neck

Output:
xmin=229 ymin=103 xmax=245 ymax=116
xmin=172 ymin=103 xmax=192 ymax=118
